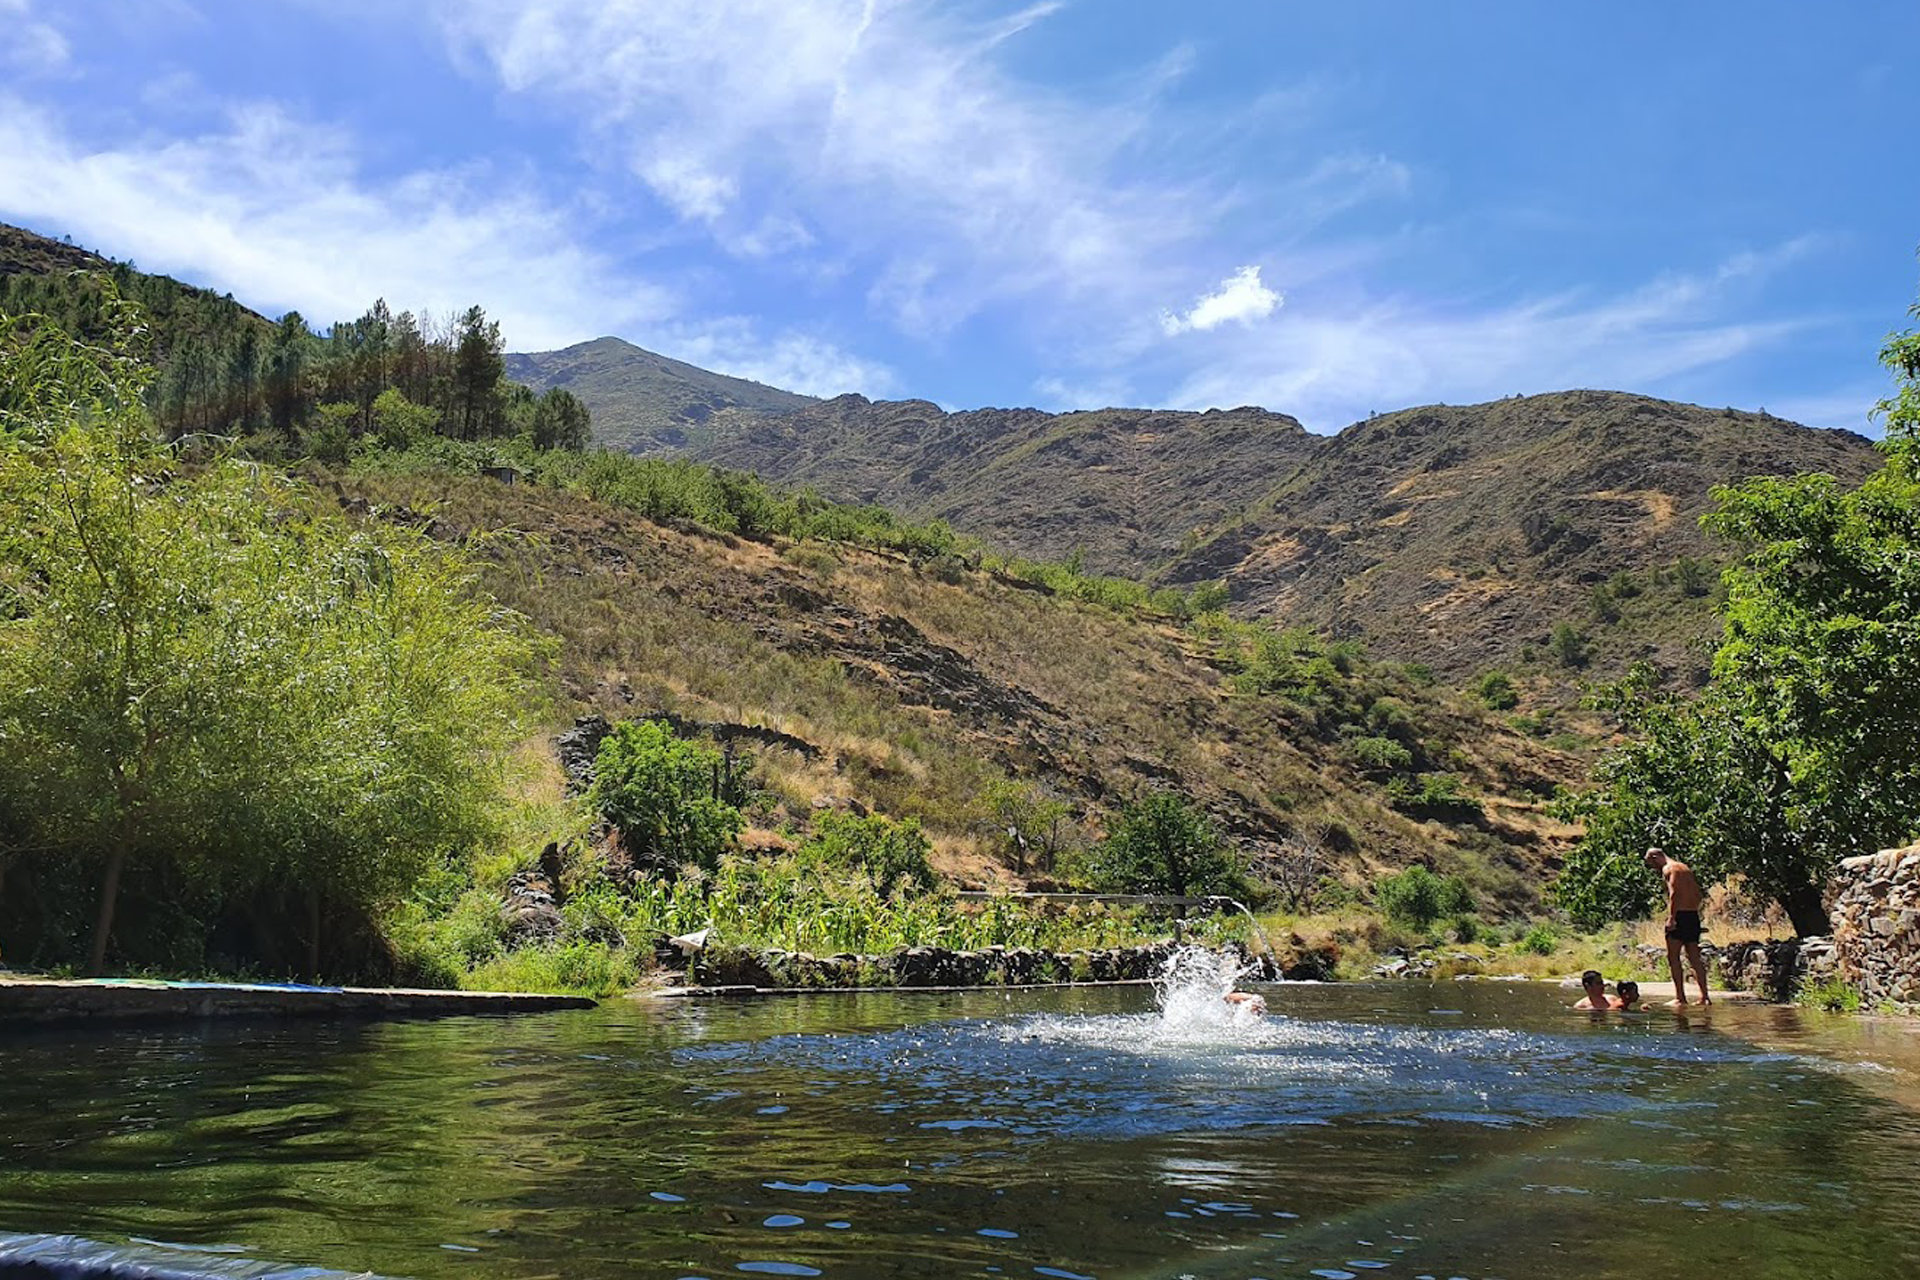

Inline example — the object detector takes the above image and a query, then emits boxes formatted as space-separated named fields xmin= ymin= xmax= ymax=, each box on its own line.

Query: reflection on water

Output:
xmin=3 ymin=979 xmax=1919 ymax=1279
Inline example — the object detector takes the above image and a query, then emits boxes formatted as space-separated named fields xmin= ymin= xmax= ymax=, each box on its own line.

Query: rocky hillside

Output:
xmin=692 ymin=396 xmax=1319 ymax=577
xmin=344 ymin=468 xmax=1583 ymax=914
xmin=1162 ymin=391 xmax=1882 ymax=679
xmin=0 ymin=223 xmax=110 ymax=276
xmin=506 ymin=336 xmax=817 ymax=454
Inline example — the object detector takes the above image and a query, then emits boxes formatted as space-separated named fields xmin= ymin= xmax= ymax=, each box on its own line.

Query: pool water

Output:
xmin=4 ymin=975 xmax=1920 ymax=1279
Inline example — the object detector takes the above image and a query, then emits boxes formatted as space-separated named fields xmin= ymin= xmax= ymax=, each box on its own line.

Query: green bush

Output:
xmin=1449 ymin=913 xmax=1481 ymax=944
xmin=1084 ymin=791 xmax=1242 ymax=898
xmin=1800 ymin=977 xmax=1862 ymax=1013
xmin=1385 ymin=772 xmax=1484 ymax=821
xmin=1349 ymin=735 xmax=1414 ymax=776
xmin=587 ymin=720 xmax=745 ymax=874
xmin=1516 ymin=924 xmax=1559 ymax=955
xmin=798 ymin=810 xmax=935 ymax=898
xmin=1550 ymin=623 xmax=1591 ymax=668
xmin=1475 ymin=670 xmax=1519 ymax=711
xmin=0 ymin=299 xmax=542 ymax=975
xmin=1374 ymin=865 xmax=1475 ymax=931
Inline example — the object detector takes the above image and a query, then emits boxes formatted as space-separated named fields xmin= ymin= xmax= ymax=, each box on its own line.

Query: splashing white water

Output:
xmin=1155 ymin=946 xmax=1267 ymax=1032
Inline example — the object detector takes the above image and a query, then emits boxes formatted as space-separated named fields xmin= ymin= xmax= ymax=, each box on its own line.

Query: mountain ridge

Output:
xmin=505 ymin=335 xmax=818 ymax=454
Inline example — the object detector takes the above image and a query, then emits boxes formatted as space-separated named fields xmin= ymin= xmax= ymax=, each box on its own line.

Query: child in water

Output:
xmin=1616 ymin=980 xmax=1641 ymax=1011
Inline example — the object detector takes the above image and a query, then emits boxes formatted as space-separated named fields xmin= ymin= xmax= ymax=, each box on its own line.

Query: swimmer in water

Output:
xmin=1616 ymin=980 xmax=1641 ymax=1011
xmin=1223 ymin=990 xmax=1267 ymax=1015
xmin=1572 ymin=969 xmax=1620 ymax=1010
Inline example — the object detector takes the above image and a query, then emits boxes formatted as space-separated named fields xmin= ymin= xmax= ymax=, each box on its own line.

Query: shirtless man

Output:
xmin=1645 ymin=847 xmax=1710 ymax=1005
xmin=1573 ymin=969 xmax=1619 ymax=1010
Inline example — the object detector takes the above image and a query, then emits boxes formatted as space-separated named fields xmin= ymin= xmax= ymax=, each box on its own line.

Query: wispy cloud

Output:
xmin=657 ymin=318 xmax=897 ymax=399
xmin=1768 ymin=386 xmax=1882 ymax=435
xmin=0 ymin=96 xmax=668 ymax=349
xmin=0 ymin=0 xmax=71 ymax=75
xmin=1161 ymin=265 xmax=1282 ymax=335
xmin=436 ymin=0 xmax=1206 ymax=335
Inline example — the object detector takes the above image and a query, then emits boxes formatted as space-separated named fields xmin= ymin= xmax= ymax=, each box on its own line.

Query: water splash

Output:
xmin=1211 ymin=897 xmax=1282 ymax=973
xmin=1155 ymin=945 xmax=1267 ymax=1032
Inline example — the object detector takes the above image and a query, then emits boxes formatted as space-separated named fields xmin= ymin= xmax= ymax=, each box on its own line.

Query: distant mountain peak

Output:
xmin=505 ymin=336 xmax=818 ymax=454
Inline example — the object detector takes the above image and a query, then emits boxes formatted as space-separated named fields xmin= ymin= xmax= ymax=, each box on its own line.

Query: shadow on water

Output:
xmin=4 ymin=969 xmax=1920 ymax=1279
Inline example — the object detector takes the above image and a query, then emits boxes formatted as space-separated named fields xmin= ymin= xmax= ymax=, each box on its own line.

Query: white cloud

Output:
xmin=0 ymin=95 xmax=672 ymax=351
xmin=1160 ymin=246 xmax=1822 ymax=432
xmin=1768 ymin=386 xmax=1882 ymax=435
xmin=1161 ymin=265 xmax=1283 ymax=336
xmin=658 ymin=317 xmax=897 ymax=399
xmin=434 ymin=0 xmax=1206 ymax=335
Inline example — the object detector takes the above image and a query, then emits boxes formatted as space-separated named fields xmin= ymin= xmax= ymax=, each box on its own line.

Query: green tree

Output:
xmin=1556 ymin=283 xmax=1920 ymax=937
xmin=530 ymin=387 xmax=592 ymax=451
xmin=981 ymin=778 xmax=1073 ymax=875
xmin=587 ymin=721 xmax=745 ymax=874
xmin=1084 ymin=791 xmax=1241 ymax=898
xmin=453 ymin=305 xmax=504 ymax=440
xmin=0 ymin=299 xmax=541 ymax=974
xmin=799 ymin=811 xmax=936 ymax=898
xmin=370 ymin=387 xmax=439 ymax=450
xmin=1375 ymin=864 xmax=1474 ymax=931
xmin=265 ymin=311 xmax=314 ymax=437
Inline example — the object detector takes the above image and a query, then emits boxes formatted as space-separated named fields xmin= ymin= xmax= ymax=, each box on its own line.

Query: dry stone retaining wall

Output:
xmin=690 ymin=938 xmax=1337 ymax=990
xmin=1833 ymin=841 xmax=1920 ymax=1004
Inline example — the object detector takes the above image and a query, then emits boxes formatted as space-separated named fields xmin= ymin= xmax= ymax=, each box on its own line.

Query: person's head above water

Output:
xmin=1617 ymin=980 xmax=1641 ymax=1007
xmin=1574 ymin=970 xmax=1615 ymax=1010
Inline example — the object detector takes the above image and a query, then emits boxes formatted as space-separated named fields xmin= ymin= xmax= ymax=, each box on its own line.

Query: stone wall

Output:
xmin=691 ymin=938 xmax=1338 ymax=990
xmin=1833 ymin=841 xmax=1920 ymax=1003
xmin=1712 ymin=938 xmax=1836 ymax=1002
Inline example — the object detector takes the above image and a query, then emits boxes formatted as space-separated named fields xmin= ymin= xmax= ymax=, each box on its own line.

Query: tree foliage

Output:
xmin=587 ymin=720 xmax=746 ymax=875
xmin=980 ymin=778 xmax=1074 ymax=876
xmin=3 ymin=267 xmax=591 ymax=452
xmin=1083 ymin=791 xmax=1241 ymax=898
xmin=797 ymin=811 xmax=936 ymax=899
xmin=1375 ymin=865 xmax=1474 ymax=931
xmin=1557 ymin=283 xmax=1920 ymax=936
xmin=0 ymin=298 xmax=543 ymax=974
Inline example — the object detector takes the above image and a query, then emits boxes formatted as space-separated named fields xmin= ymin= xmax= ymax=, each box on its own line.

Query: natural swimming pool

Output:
xmin=4 ymin=972 xmax=1920 ymax=1279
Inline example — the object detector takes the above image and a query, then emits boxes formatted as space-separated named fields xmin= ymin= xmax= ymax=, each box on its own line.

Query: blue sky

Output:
xmin=2 ymin=1 xmax=1916 ymax=434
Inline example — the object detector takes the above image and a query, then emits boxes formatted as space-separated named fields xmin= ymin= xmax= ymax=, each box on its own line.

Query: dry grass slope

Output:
xmin=345 ymin=471 xmax=1587 ymax=916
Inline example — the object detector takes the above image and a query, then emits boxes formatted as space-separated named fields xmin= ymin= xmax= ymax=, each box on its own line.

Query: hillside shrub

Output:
xmin=1475 ymin=670 xmax=1519 ymax=710
xmin=1385 ymin=773 xmax=1484 ymax=822
xmin=797 ymin=811 xmax=935 ymax=898
xmin=1348 ymin=735 xmax=1414 ymax=776
xmin=1550 ymin=623 xmax=1592 ymax=667
xmin=1374 ymin=865 xmax=1475 ymax=930
xmin=1516 ymin=924 xmax=1559 ymax=955
xmin=1084 ymin=791 xmax=1242 ymax=898
xmin=587 ymin=720 xmax=745 ymax=874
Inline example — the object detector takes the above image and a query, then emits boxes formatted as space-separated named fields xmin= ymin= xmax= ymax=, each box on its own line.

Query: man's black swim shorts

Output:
xmin=1666 ymin=910 xmax=1702 ymax=945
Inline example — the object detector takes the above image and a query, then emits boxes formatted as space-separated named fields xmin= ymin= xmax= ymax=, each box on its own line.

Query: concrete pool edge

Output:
xmin=0 ymin=977 xmax=595 ymax=1025
xmin=645 ymin=977 xmax=1166 ymax=998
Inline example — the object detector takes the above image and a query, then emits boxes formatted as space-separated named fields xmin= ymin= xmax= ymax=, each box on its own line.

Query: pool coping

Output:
xmin=0 ymin=977 xmax=595 ymax=1025
xmin=645 ymin=978 xmax=1166 ymax=998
